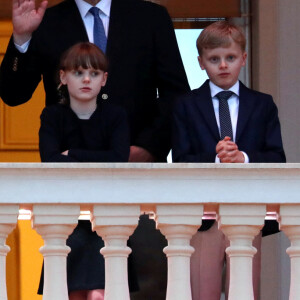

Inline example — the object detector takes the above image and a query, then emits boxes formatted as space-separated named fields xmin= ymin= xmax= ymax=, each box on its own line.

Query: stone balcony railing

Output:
xmin=0 ymin=163 xmax=299 ymax=300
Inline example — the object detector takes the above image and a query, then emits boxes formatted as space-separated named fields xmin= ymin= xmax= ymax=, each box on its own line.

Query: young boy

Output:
xmin=172 ymin=21 xmax=286 ymax=300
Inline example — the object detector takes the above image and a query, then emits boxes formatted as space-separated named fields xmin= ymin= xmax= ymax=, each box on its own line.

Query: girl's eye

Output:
xmin=91 ymin=71 xmax=100 ymax=77
xmin=73 ymin=70 xmax=82 ymax=76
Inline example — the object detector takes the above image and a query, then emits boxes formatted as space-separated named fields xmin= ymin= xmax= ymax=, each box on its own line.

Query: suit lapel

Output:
xmin=65 ymin=0 xmax=89 ymax=42
xmin=236 ymin=81 xmax=256 ymax=142
xmin=106 ymin=0 xmax=128 ymax=57
xmin=194 ymin=80 xmax=220 ymax=141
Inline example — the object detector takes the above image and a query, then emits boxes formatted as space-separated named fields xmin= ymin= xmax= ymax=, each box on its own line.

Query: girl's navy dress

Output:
xmin=38 ymin=102 xmax=130 ymax=292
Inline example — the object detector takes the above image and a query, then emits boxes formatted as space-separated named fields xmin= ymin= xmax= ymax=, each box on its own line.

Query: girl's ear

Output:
xmin=60 ymin=70 xmax=67 ymax=85
xmin=101 ymin=72 xmax=108 ymax=87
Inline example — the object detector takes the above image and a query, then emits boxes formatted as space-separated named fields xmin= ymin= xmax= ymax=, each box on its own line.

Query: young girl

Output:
xmin=38 ymin=42 xmax=130 ymax=300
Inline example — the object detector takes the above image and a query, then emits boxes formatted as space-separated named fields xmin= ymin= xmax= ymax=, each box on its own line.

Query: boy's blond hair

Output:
xmin=197 ymin=21 xmax=246 ymax=56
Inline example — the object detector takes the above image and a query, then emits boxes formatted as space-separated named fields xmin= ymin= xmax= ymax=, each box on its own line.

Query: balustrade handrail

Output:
xmin=0 ymin=162 xmax=299 ymax=206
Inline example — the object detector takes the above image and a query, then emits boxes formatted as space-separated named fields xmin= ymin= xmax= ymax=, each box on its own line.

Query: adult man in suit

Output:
xmin=0 ymin=0 xmax=190 ymax=298
xmin=172 ymin=21 xmax=285 ymax=300
xmin=0 ymin=0 xmax=189 ymax=162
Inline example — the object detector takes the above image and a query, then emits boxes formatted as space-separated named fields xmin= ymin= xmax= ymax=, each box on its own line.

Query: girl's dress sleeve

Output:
xmin=39 ymin=106 xmax=79 ymax=162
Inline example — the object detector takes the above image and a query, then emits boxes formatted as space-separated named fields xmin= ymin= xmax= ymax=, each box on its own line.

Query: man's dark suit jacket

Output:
xmin=172 ymin=80 xmax=286 ymax=232
xmin=0 ymin=0 xmax=189 ymax=161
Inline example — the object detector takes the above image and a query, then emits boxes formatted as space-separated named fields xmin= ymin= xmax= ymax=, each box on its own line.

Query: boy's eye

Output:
xmin=210 ymin=57 xmax=219 ymax=63
xmin=227 ymin=55 xmax=235 ymax=62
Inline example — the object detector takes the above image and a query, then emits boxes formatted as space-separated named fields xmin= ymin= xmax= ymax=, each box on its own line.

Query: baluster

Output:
xmin=32 ymin=204 xmax=80 ymax=300
xmin=218 ymin=204 xmax=266 ymax=300
xmin=92 ymin=205 xmax=140 ymax=300
xmin=279 ymin=205 xmax=300 ymax=300
xmin=0 ymin=205 xmax=19 ymax=300
xmin=156 ymin=204 xmax=203 ymax=300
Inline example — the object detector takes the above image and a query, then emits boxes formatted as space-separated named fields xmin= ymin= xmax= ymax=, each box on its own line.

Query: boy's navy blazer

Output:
xmin=0 ymin=0 xmax=189 ymax=161
xmin=173 ymin=80 xmax=286 ymax=233
xmin=173 ymin=80 xmax=286 ymax=163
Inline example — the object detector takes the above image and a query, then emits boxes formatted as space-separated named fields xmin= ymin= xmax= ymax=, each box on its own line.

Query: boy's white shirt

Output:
xmin=15 ymin=0 xmax=112 ymax=52
xmin=209 ymin=80 xmax=249 ymax=163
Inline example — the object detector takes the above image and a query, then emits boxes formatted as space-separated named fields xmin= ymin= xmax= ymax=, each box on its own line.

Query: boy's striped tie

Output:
xmin=216 ymin=91 xmax=234 ymax=140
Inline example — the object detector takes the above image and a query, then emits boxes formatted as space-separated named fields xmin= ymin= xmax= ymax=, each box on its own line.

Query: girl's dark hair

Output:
xmin=58 ymin=42 xmax=108 ymax=105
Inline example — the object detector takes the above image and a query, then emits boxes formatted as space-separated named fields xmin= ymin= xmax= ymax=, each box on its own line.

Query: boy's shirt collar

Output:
xmin=76 ymin=0 xmax=112 ymax=18
xmin=209 ymin=80 xmax=240 ymax=98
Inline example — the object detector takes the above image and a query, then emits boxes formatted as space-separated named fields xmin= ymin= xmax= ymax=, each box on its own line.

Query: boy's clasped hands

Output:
xmin=216 ymin=136 xmax=245 ymax=163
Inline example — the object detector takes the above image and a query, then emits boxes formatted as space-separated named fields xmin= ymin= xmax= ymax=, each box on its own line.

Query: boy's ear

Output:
xmin=60 ymin=70 xmax=67 ymax=85
xmin=101 ymin=72 xmax=108 ymax=87
xmin=198 ymin=56 xmax=205 ymax=70
xmin=242 ymin=52 xmax=247 ymax=66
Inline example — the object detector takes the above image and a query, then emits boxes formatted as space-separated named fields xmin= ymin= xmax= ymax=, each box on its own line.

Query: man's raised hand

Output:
xmin=12 ymin=0 xmax=48 ymax=45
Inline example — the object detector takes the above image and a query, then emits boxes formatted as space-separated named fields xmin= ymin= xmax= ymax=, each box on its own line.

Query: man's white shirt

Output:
xmin=15 ymin=0 xmax=112 ymax=52
xmin=75 ymin=0 xmax=111 ymax=41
